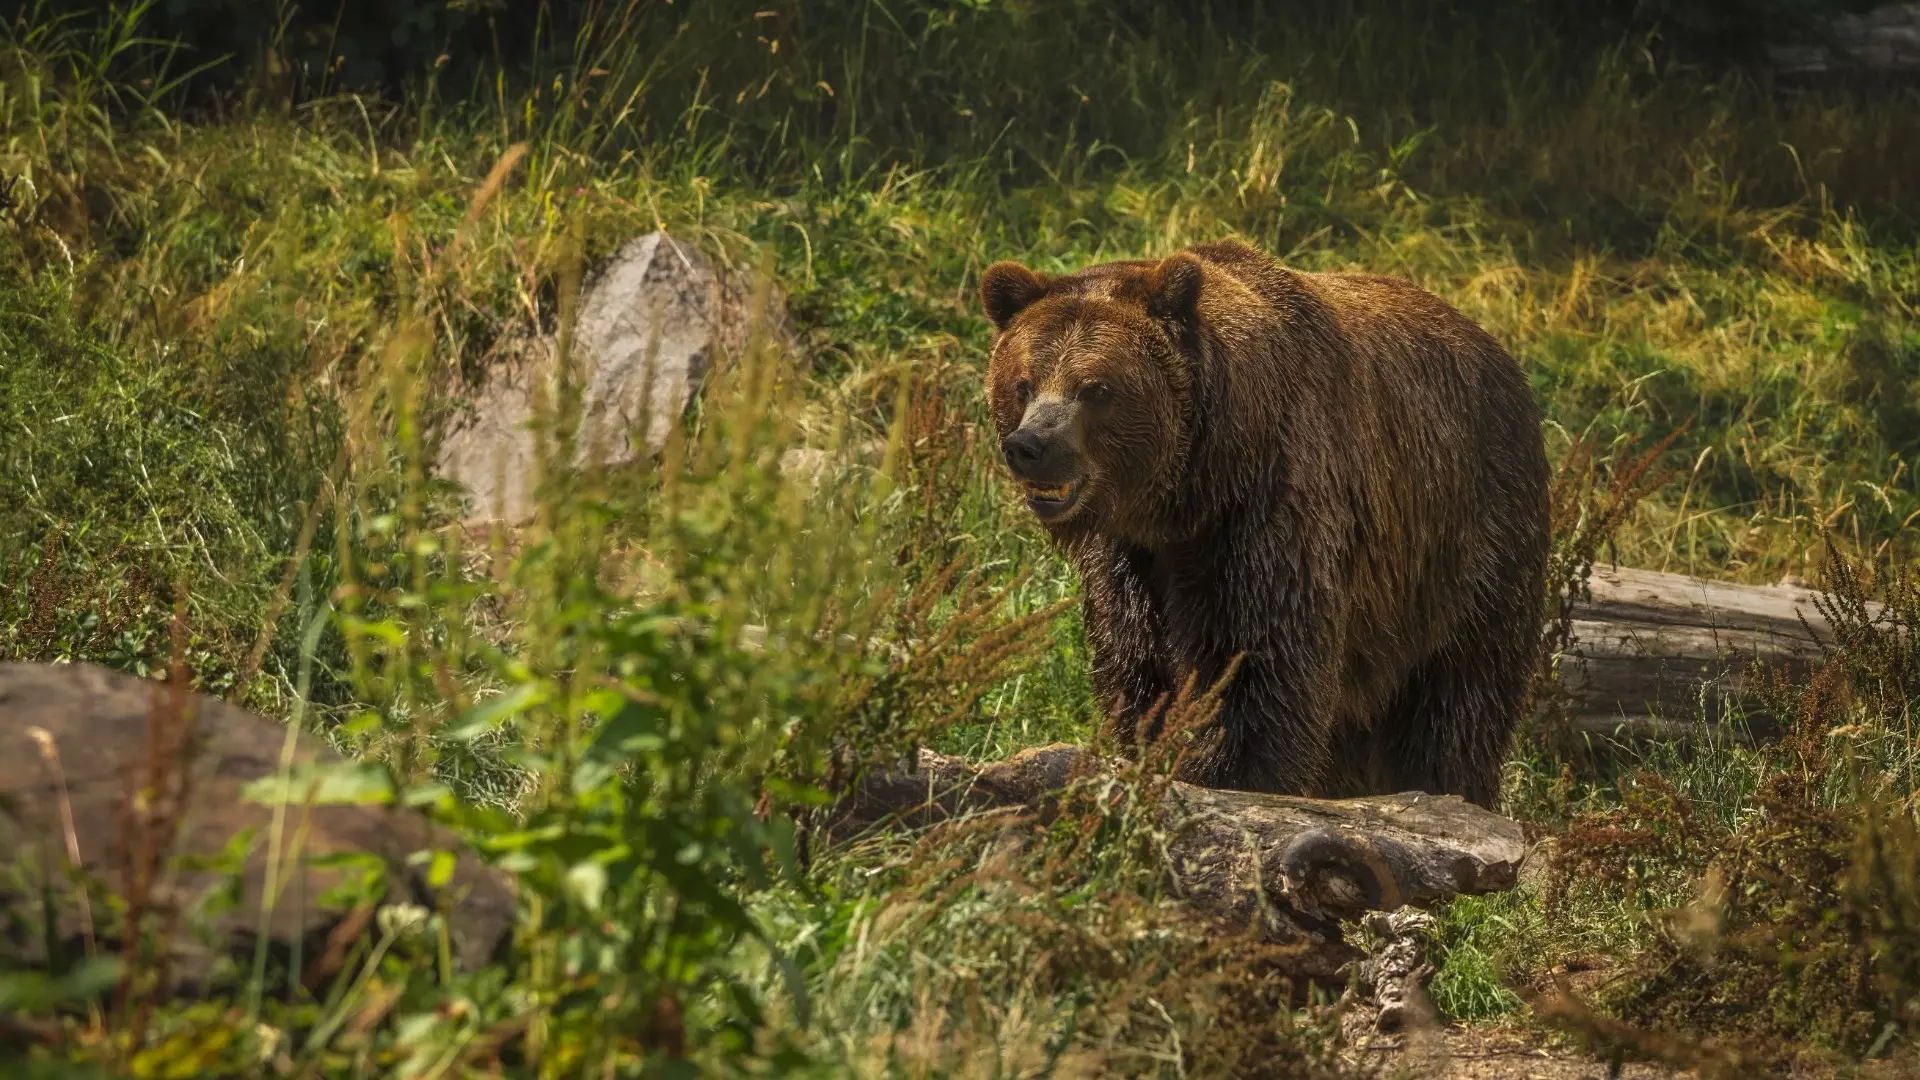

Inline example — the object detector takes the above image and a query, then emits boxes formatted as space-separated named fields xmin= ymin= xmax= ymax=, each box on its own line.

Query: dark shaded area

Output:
xmin=33 ymin=0 xmax=1895 ymax=96
xmin=13 ymin=2 xmax=1911 ymax=238
xmin=21 ymin=1 xmax=1913 ymax=237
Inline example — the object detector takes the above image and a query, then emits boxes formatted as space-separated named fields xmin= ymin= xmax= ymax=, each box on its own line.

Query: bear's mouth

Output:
xmin=1021 ymin=480 xmax=1082 ymax=521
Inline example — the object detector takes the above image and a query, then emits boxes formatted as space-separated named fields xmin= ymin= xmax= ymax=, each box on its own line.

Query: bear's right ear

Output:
xmin=1145 ymin=253 xmax=1203 ymax=326
xmin=981 ymin=262 xmax=1049 ymax=332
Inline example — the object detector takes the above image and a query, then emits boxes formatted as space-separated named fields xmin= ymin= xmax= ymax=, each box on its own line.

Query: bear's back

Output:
xmin=1178 ymin=248 xmax=1546 ymax=688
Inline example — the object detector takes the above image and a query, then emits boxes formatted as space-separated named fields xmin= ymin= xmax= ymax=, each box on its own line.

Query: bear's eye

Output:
xmin=1078 ymin=382 xmax=1112 ymax=405
xmin=1014 ymin=379 xmax=1034 ymax=406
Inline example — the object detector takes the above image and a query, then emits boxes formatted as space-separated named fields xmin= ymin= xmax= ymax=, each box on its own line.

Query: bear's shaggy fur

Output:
xmin=979 ymin=239 xmax=1549 ymax=807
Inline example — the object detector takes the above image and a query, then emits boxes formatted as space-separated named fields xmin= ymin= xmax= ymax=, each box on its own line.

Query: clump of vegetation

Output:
xmin=1528 ymin=546 xmax=1920 ymax=1073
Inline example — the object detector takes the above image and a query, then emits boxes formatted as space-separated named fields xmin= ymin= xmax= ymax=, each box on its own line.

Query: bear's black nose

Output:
xmin=1002 ymin=429 xmax=1047 ymax=475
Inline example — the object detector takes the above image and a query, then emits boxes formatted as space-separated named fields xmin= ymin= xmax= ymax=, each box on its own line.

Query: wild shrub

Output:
xmin=1541 ymin=542 xmax=1920 ymax=1073
xmin=0 ymin=163 xmax=1067 ymax=1074
xmin=1499 ymin=423 xmax=1684 ymax=820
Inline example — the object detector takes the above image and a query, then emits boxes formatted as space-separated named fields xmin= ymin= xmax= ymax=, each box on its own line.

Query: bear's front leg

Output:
xmin=1176 ymin=640 xmax=1342 ymax=796
xmin=1078 ymin=540 xmax=1174 ymax=753
xmin=1161 ymin=523 xmax=1346 ymax=796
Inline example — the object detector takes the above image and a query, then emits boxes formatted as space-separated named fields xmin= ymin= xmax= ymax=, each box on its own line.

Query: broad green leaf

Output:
xmin=585 ymin=697 xmax=670 ymax=761
xmin=0 ymin=956 xmax=121 ymax=1010
xmin=401 ymin=781 xmax=453 ymax=808
xmin=242 ymin=761 xmax=395 ymax=807
xmin=446 ymin=682 xmax=548 ymax=742
xmin=408 ymin=848 xmax=458 ymax=889
xmin=565 ymin=860 xmax=608 ymax=913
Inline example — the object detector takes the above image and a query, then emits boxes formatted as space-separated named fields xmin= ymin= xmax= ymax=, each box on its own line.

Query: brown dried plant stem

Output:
xmin=24 ymin=725 xmax=98 ymax=961
xmin=113 ymin=596 xmax=199 ymax=1049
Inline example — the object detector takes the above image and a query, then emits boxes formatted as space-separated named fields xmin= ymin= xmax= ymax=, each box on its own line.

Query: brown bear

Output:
xmin=978 ymin=239 xmax=1549 ymax=807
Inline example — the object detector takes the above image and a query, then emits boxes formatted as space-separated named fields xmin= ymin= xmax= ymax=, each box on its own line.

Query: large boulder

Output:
xmin=435 ymin=233 xmax=793 ymax=525
xmin=0 ymin=662 xmax=514 ymax=992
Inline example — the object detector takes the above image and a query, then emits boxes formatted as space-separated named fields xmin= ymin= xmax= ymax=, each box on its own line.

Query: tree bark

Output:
xmin=1558 ymin=565 xmax=1855 ymax=740
xmin=826 ymin=742 xmax=1528 ymax=979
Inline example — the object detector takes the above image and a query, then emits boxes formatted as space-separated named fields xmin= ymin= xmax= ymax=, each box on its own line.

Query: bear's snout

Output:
xmin=1000 ymin=411 xmax=1079 ymax=486
xmin=1001 ymin=401 xmax=1087 ymax=521
xmin=1000 ymin=429 xmax=1049 ymax=475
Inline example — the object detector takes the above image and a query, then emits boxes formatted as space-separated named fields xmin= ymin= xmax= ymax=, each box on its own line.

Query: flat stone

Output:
xmin=0 ymin=662 xmax=514 ymax=991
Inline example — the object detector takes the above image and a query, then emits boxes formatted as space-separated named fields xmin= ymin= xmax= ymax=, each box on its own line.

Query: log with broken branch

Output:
xmin=806 ymin=566 xmax=1862 ymax=978
xmin=824 ymin=742 xmax=1528 ymax=979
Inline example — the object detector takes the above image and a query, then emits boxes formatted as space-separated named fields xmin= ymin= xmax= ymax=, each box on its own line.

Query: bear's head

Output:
xmin=978 ymin=253 xmax=1203 ymax=540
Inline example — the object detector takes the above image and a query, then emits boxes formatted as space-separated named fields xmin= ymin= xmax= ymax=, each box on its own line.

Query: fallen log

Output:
xmin=1559 ymin=565 xmax=1858 ymax=741
xmin=827 ymin=743 xmax=1527 ymax=979
xmin=1768 ymin=1 xmax=1920 ymax=76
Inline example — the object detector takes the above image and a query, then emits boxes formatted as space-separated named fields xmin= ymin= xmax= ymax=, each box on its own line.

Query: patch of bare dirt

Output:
xmin=1350 ymin=1021 xmax=1686 ymax=1080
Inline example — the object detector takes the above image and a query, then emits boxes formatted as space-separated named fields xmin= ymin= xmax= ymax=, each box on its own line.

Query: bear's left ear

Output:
xmin=981 ymin=262 xmax=1049 ymax=332
xmin=1145 ymin=253 xmax=1203 ymax=325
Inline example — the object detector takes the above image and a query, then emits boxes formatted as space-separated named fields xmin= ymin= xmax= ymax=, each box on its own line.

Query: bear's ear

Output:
xmin=1145 ymin=253 xmax=1203 ymax=325
xmin=981 ymin=262 xmax=1049 ymax=332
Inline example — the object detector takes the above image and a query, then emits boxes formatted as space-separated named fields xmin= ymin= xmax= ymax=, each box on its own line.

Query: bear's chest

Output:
xmin=1127 ymin=543 xmax=1234 ymax=652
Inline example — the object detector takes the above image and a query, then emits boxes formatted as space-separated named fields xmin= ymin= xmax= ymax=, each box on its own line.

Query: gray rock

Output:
xmin=0 ymin=662 xmax=514 ymax=992
xmin=433 ymin=333 xmax=552 ymax=527
xmin=436 ymin=233 xmax=792 ymax=524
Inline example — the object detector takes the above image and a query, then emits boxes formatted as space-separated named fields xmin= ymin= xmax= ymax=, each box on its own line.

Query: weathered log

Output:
xmin=1559 ymin=565 xmax=1860 ymax=741
xmin=826 ymin=569 xmax=1846 ymax=941
xmin=827 ymin=742 xmax=1527 ymax=980
xmin=1768 ymin=2 xmax=1920 ymax=75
